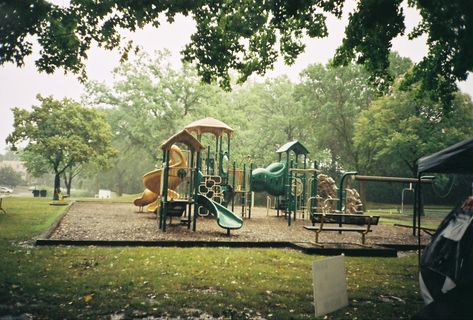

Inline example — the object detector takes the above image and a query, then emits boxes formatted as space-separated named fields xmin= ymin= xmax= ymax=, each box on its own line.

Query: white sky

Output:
xmin=0 ymin=3 xmax=472 ymax=154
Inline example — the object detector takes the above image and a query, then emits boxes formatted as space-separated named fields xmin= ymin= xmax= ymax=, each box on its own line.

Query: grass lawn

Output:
xmin=0 ymin=197 xmax=424 ymax=319
xmin=366 ymin=202 xmax=449 ymax=230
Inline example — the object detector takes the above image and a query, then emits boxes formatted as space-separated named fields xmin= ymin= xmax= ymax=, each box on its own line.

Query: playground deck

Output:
xmin=43 ymin=201 xmax=429 ymax=249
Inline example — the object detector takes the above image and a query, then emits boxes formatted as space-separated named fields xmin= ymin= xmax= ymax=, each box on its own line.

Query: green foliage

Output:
xmin=0 ymin=166 xmax=23 ymax=187
xmin=333 ymin=0 xmax=473 ymax=106
xmin=84 ymin=51 xmax=205 ymax=160
xmin=6 ymin=96 xmax=116 ymax=199
xmin=1 ymin=1 xmax=470 ymax=107
xmin=82 ymin=51 xmax=210 ymax=194
xmin=333 ymin=0 xmax=405 ymax=92
xmin=402 ymin=0 xmax=473 ymax=108
xmin=297 ymin=62 xmax=376 ymax=172
xmin=19 ymin=150 xmax=50 ymax=178
xmin=78 ymin=49 xmax=471 ymax=205
xmin=354 ymin=85 xmax=473 ymax=176
xmin=229 ymin=77 xmax=308 ymax=166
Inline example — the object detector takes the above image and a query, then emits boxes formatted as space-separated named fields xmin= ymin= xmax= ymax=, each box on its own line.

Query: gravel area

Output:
xmin=49 ymin=201 xmax=430 ymax=245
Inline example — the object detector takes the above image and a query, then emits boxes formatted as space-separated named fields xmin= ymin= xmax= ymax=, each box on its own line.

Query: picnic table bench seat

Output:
xmin=304 ymin=213 xmax=380 ymax=244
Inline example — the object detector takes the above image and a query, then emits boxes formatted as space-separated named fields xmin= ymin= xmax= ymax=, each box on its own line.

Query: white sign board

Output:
xmin=98 ymin=189 xmax=111 ymax=199
xmin=312 ymin=255 xmax=349 ymax=317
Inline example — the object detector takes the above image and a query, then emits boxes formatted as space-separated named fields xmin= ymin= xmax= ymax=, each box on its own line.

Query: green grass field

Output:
xmin=0 ymin=197 xmax=425 ymax=319
xmin=366 ymin=204 xmax=447 ymax=230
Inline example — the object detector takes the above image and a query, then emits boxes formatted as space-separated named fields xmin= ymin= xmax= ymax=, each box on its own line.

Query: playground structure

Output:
xmin=251 ymin=141 xmax=365 ymax=225
xmin=337 ymin=172 xmax=435 ymax=217
xmin=134 ymin=118 xmax=246 ymax=235
xmin=252 ymin=141 xmax=317 ymax=226
xmin=184 ymin=117 xmax=253 ymax=218
xmin=133 ymin=145 xmax=186 ymax=212
xmin=134 ymin=118 xmax=368 ymax=233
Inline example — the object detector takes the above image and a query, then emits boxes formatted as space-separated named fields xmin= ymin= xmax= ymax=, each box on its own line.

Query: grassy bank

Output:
xmin=0 ymin=197 xmax=424 ymax=319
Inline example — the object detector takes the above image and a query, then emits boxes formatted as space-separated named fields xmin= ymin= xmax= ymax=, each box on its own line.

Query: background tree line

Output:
xmin=6 ymin=50 xmax=473 ymax=204
xmin=4 ymin=1 xmax=473 ymax=205
xmin=67 ymin=50 xmax=472 ymax=205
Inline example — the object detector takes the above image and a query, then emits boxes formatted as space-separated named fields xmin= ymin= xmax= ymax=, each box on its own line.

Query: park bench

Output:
xmin=304 ymin=213 xmax=380 ymax=245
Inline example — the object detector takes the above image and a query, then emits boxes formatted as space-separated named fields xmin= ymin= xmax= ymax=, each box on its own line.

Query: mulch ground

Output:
xmin=48 ymin=201 xmax=431 ymax=246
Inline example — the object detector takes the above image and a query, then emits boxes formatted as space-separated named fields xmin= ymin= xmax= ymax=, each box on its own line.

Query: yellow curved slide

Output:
xmin=133 ymin=189 xmax=158 ymax=209
xmin=134 ymin=145 xmax=187 ymax=212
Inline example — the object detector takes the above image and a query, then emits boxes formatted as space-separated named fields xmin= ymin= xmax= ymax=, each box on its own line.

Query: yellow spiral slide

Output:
xmin=133 ymin=145 xmax=187 ymax=213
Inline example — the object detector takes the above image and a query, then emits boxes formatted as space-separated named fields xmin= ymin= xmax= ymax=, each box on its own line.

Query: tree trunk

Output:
xmin=65 ymin=181 xmax=71 ymax=196
xmin=53 ymin=172 xmax=61 ymax=200
xmin=117 ymin=181 xmax=123 ymax=197
xmin=116 ymin=170 xmax=124 ymax=197
xmin=63 ymin=170 xmax=72 ymax=196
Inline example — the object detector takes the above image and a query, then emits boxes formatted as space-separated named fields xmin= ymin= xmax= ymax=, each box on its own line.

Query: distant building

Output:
xmin=0 ymin=160 xmax=30 ymax=182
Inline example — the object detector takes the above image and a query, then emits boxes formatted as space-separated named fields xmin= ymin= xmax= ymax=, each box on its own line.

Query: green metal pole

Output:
xmin=337 ymin=171 xmax=357 ymax=212
xmin=285 ymin=152 xmax=290 ymax=224
xmin=249 ymin=163 xmax=253 ymax=219
xmin=311 ymin=161 xmax=318 ymax=214
xmin=416 ymin=174 xmax=422 ymax=264
xmin=158 ymin=150 xmax=166 ymax=230
xmin=161 ymin=149 xmax=170 ymax=232
xmin=241 ymin=162 xmax=246 ymax=217
xmin=197 ymin=134 xmax=202 ymax=171
xmin=218 ymin=135 xmax=223 ymax=177
xmin=227 ymin=135 xmax=231 ymax=160
xmin=187 ymin=151 xmax=195 ymax=229
xmin=276 ymin=197 xmax=280 ymax=217
xmin=225 ymin=135 xmax=231 ymax=180
xmin=413 ymin=182 xmax=418 ymax=236
xmin=302 ymin=154 xmax=307 ymax=219
xmin=417 ymin=176 xmax=424 ymax=238
xmin=232 ymin=161 xmax=236 ymax=212
xmin=193 ymin=151 xmax=202 ymax=232
xmin=287 ymin=159 xmax=293 ymax=226
xmin=206 ymin=146 xmax=211 ymax=175
xmin=215 ymin=136 xmax=219 ymax=175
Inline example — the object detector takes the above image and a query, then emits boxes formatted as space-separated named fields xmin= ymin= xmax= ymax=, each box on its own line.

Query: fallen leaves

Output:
xmin=83 ymin=294 xmax=93 ymax=303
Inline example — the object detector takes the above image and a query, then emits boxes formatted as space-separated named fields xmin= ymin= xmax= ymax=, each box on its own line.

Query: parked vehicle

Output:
xmin=0 ymin=186 xmax=14 ymax=194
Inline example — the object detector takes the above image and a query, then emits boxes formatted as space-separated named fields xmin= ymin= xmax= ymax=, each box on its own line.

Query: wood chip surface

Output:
xmin=49 ymin=201 xmax=430 ymax=245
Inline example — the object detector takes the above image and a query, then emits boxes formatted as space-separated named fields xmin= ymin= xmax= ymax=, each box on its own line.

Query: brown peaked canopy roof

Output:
xmin=185 ymin=117 xmax=233 ymax=137
xmin=160 ymin=129 xmax=204 ymax=152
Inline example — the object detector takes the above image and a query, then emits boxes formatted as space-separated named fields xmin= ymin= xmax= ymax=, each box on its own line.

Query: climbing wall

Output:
xmin=316 ymin=174 xmax=363 ymax=214
xmin=345 ymin=188 xmax=363 ymax=214
xmin=198 ymin=175 xmax=223 ymax=204
xmin=317 ymin=174 xmax=338 ymax=213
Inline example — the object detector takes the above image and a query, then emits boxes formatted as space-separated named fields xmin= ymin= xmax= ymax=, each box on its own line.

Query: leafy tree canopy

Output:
xmin=354 ymin=84 xmax=473 ymax=176
xmin=1 ymin=1 xmax=471 ymax=105
xmin=0 ymin=166 xmax=23 ymax=187
xmin=83 ymin=50 xmax=208 ymax=160
xmin=295 ymin=53 xmax=411 ymax=172
xmin=6 ymin=96 xmax=116 ymax=199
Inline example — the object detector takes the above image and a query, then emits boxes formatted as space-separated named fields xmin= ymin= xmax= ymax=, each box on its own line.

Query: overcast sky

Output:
xmin=0 ymin=3 xmax=472 ymax=154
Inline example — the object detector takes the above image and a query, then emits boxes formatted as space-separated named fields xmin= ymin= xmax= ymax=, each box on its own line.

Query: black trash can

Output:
xmin=40 ymin=190 xmax=47 ymax=197
xmin=32 ymin=190 xmax=40 ymax=197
